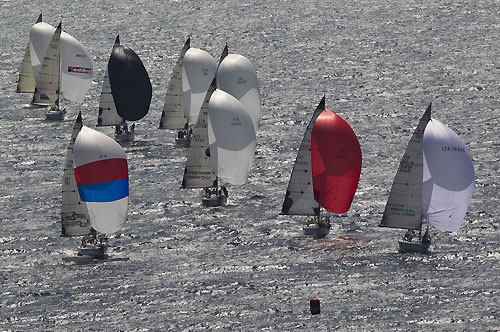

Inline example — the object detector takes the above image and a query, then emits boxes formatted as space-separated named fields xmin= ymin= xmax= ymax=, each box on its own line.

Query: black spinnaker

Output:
xmin=108 ymin=36 xmax=152 ymax=121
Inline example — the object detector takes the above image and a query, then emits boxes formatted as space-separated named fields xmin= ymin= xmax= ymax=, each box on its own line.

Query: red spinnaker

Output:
xmin=311 ymin=110 xmax=362 ymax=214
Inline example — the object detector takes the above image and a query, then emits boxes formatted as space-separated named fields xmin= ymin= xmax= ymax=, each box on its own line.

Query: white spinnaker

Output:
xmin=182 ymin=48 xmax=217 ymax=123
xmin=30 ymin=22 xmax=93 ymax=104
xmin=29 ymin=22 xmax=54 ymax=77
xmin=217 ymin=54 xmax=261 ymax=131
xmin=61 ymin=114 xmax=90 ymax=236
xmin=160 ymin=38 xmax=190 ymax=129
xmin=98 ymin=38 xmax=122 ymax=126
xmin=73 ymin=126 xmax=128 ymax=234
xmin=33 ymin=24 xmax=61 ymax=106
xmin=207 ymin=89 xmax=256 ymax=186
xmin=280 ymin=100 xmax=324 ymax=216
xmin=60 ymin=31 xmax=93 ymax=103
xmin=182 ymin=81 xmax=216 ymax=188
xmin=422 ymin=119 xmax=475 ymax=232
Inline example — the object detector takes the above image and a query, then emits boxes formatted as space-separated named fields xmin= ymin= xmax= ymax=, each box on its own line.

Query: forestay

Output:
xmin=182 ymin=79 xmax=217 ymax=188
xmin=182 ymin=48 xmax=217 ymax=123
xmin=159 ymin=37 xmax=190 ymax=129
xmin=29 ymin=22 xmax=54 ymax=77
xmin=311 ymin=110 xmax=362 ymax=214
xmin=16 ymin=13 xmax=42 ymax=93
xmin=217 ymin=53 xmax=261 ymax=130
xmin=207 ymin=89 xmax=256 ymax=186
xmin=281 ymin=97 xmax=324 ymax=216
xmin=98 ymin=35 xmax=122 ymax=126
xmin=380 ymin=105 xmax=430 ymax=230
xmin=61 ymin=113 xmax=90 ymax=236
xmin=32 ymin=23 xmax=61 ymax=106
xmin=422 ymin=119 xmax=475 ymax=232
xmin=73 ymin=127 xmax=129 ymax=234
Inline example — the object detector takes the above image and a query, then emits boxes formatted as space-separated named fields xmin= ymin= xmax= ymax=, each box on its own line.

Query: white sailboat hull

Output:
xmin=303 ymin=222 xmax=330 ymax=237
xmin=202 ymin=195 xmax=227 ymax=207
xmin=115 ymin=130 xmax=135 ymax=142
xmin=398 ymin=239 xmax=430 ymax=254
xmin=45 ymin=106 xmax=66 ymax=120
xmin=77 ymin=244 xmax=108 ymax=259
xmin=175 ymin=136 xmax=191 ymax=147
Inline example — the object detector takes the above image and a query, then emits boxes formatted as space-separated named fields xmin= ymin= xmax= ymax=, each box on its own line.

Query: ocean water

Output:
xmin=0 ymin=0 xmax=498 ymax=331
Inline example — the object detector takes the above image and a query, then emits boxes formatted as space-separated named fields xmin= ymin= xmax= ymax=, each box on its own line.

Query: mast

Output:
xmin=159 ymin=37 xmax=191 ymax=129
xmin=380 ymin=104 xmax=431 ymax=231
xmin=280 ymin=97 xmax=325 ymax=216
xmin=181 ymin=78 xmax=217 ymax=188
xmin=16 ymin=13 xmax=43 ymax=93
xmin=32 ymin=22 xmax=62 ymax=106
xmin=61 ymin=112 xmax=91 ymax=236
xmin=98 ymin=35 xmax=123 ymax=126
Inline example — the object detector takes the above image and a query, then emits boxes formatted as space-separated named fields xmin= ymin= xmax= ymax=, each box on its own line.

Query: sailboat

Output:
xmin=281 ymin=97 xmax=362 ymax=237
xmin=159 ymin=37 xmax=190 ymax=143
xmin=181 ymin=45 xmax=222 ymax=204
xmin=380 ymin=104 xmax=475 ymax=253
xmin=97 ymin=35 xmax=134 ymax=141
xmin=29 ymin=21 xmax=93 ymax=120
xmin=16 ymin=12 xmax=42 ymax=93
xmin=107 ymin=35 xmax=152 ymax=141
xmin=174 ymin=46 xmax=217 ymax=146
xmin=181 ymin=45 xmax=258 ymax=206
xmin=206 ymin=88 xmax=257 ymax=206
xmin=193 ymin=44 xmax=261 ymax=204
xmin=180 ymin=46 xmax=226 ymax=205
xmin=70 ymin=114 xmax=129 ymax=258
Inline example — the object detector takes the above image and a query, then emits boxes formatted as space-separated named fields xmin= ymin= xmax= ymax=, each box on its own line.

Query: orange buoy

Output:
xmin=310 ymin=298 xmax=320 ymax=315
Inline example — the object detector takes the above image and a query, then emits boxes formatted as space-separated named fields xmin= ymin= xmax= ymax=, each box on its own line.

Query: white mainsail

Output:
xmin=217 ymin=53 xmax=261 ymax=130
xmin=16 ymin=13 xmax=42 ymax=93
xmin=159 ymin=37 xmax=190 ymax=129
xmin=380 ymin=105 xmax=430 ymax=230
xmin=98 ymin=36 xmax=122 ymax=126
xmin=280 ymin=98 xmax=324 ymax=216
xmin=207 ymin=89 xmax=256 ymax=185
xmin=182 ymin=80 xmax=217 ymax=188
xmin=61 ymin=112 xmax=91 ymax=236
xmin=182 ymin=48 xmax=217 ymax=123
xmin=32 ymin=23 xmax=61 ymax=106
xmin=422 ymin=119 xmax=475 ymax=232
xmin=73 ymin=127 xmax=128 ymax=234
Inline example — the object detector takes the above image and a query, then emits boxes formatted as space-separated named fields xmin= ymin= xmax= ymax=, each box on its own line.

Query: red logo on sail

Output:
xmin=68 ymin=66 xmax=92 ymax=74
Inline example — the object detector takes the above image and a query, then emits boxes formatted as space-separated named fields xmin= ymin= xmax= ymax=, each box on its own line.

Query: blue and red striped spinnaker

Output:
xmin=75 ymin=158 xmax=128 ymax=202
